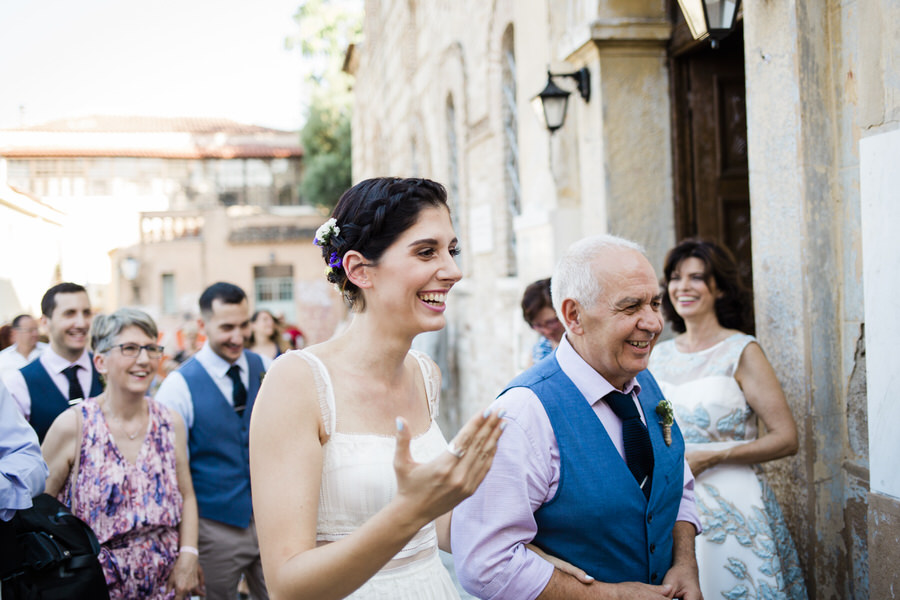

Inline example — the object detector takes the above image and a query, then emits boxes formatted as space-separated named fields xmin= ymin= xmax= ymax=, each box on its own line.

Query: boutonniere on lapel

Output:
xmin=655 ymin=399 xmax=674 ymax=446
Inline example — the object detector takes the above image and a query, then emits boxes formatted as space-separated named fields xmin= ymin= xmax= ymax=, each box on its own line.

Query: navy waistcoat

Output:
xmin=22 ymin=358 xmax=104 ymax=443
xmin=502 ymin=356 xmax=685 ymax=585
xmin=180 ymin=351 xmax=264 ymax=529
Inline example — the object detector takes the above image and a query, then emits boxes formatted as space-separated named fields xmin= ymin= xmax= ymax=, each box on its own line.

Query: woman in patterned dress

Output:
xmin=649 ymin=239 xmax=808 ymax=599
xmin=42 ymin=308 xmax=202 ymax=599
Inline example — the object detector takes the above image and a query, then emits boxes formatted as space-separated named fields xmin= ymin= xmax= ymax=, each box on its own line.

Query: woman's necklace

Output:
xmin=101 ymin=395 xmax=146 ymax=441
xmin=112 ymin=415 xmax=144 ymax=440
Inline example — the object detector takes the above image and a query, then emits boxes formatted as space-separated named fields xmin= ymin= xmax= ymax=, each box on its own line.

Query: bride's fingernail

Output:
xmin=498 ymin=409 xmax=508 ymax=418
xmin=500 ymin=422 xmax=508 ymax=430
xmin=396 ymin=418 xmax=404 ymax=432
xmin=483 ymin=408 xmax=493 ymax=418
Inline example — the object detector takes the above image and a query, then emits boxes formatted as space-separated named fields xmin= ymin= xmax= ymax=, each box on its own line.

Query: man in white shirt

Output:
xmin=156 ymin=282 xmax=269 ymax=600
xmin=4 ymin=283 xmax=102 ymax=441
xmin=0 ymin=315 xmax=48 ymax=380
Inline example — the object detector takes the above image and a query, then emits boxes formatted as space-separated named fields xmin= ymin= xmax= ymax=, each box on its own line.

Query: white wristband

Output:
xmin=179 ymin=545 xmax=199 ymax=556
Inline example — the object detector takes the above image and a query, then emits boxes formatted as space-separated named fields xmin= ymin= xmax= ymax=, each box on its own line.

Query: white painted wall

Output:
xmin=861 ymin=127 xmax=900 ymax=499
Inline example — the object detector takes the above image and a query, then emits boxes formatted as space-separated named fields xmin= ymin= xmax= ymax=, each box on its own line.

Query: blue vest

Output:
xmin=503 ymin=356 xmax=685 ymax=585
xmin=180 ymin=351 xmax=264 ymax=529
xmin=21 ymin=357 xmax=104 ymax=443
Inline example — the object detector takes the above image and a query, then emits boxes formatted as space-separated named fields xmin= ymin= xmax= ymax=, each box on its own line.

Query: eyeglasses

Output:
xmin=111 ymin=343 xmax=164 ymax=359
xmin=530 ymin=317 xmax=561 ymax=331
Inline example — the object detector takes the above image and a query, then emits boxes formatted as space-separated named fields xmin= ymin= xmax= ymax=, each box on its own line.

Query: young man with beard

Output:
xmin=156 ymin=282 xmax=269 ymax=600
xmin=4 ymin=283 xmax=102 ymax=441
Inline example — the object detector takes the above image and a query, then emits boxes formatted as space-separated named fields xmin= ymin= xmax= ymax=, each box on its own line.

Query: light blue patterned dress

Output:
xmin=649 ymin=334 xmax=808 ymax=600
xmin=531 ymin=337 xmax=554 ymax=363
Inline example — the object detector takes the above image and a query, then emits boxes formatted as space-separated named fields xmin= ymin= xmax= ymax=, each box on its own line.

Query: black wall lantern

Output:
xmin=676 ymin=0 xmax=742 ymax=48
xmin=533 ymin=67 xmax=591 ymax=133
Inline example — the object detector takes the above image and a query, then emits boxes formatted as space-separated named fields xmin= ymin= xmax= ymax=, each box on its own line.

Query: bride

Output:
xmin=250 ymin=177 xmax=505 ymax=599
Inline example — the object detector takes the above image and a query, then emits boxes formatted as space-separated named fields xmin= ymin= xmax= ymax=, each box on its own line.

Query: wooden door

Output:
xmin=670 ymin=20 xmax=754 ymax=328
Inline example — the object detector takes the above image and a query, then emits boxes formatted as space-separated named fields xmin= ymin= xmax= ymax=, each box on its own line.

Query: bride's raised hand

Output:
xmin=392 ymin=408 xmax=505 ymax=524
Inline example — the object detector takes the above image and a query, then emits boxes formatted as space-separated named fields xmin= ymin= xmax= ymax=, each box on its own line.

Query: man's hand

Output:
xmin=664 ymin=520 xmax=703 ymax=600
xmin=526 ymin=544 xmax=594 ymax=584
xmin=606 ymin=581 xmax=677 ymax=599
xmin=662 ymin=562 xmax=702 ymax=600
xmin=538 ymin=569 xmax=676 ymax=599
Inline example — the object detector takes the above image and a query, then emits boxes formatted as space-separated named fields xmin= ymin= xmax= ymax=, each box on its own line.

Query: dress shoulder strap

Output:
xmin=292 ymin=350 xmax=336 ymax=436
xmin=728 ymin=333 xmax=758 ymax=372
xmin=409 ymin=349 xmax=440 ymax=419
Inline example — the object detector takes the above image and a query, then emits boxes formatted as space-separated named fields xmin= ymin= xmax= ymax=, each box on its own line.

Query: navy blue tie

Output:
xmin=604 ymin=391 xmax=653 ymax=499
xmin=227 ymin=365 xmax=247 ymax=413
xmin=62 ymin=365 xmax=85 ymax=403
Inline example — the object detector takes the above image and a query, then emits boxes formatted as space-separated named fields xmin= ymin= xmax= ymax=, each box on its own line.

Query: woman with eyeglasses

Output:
xmin=521 ymin=278 xmax=565 ymax=365
xmin=42 ymin=308 xmax=202 ymax=599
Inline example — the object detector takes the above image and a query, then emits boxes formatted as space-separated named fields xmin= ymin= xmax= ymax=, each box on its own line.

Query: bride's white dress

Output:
xmin=294 ymin=349 xmax=460 ymax=600
xmin=650 ymin=334 xmax=807 ymax=600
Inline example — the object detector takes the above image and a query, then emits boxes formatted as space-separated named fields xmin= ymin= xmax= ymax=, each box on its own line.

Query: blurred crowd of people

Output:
xmin=0 ymin=282 xmax=305 ymax=599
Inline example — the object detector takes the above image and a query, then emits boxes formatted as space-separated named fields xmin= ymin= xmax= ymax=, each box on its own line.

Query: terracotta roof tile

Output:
xmin=2 ymin=145 xmax=303 ymax=159
xmin=0 ymin=115 xmax=303 ymax=159
xmin=8 ymin=115 xmax=293 ymax=134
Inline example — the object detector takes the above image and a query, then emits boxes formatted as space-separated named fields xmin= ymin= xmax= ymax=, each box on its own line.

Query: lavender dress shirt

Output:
xmin=451 ymin=336 xmax=700 ymax=600
xmin=2 ymin=347 xmax=95 ymax=420
xmin=0 ymin=380 xmax=48 ymax=521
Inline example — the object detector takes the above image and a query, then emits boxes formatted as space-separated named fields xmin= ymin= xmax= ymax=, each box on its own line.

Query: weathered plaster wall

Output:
xmin=869 ymin=492 xmax=900 ymax=600
xmin=744 ymin=1 xmax=899 ymax=597
xmin=742 ymin=5 xmax=814 ymax=582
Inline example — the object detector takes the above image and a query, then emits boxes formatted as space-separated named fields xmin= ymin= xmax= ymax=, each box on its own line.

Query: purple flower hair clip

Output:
xmin=328 ymin=252 xmax=341 ymax=268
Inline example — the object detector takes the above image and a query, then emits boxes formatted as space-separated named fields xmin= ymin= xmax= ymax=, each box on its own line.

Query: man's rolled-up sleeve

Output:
xmin=0 ymin=381 xmax=48 ymax=521
xmin=451 ymin=388 xmax=557 ymax=600
xmin=676 ymin=458 xmax=702 ymax=534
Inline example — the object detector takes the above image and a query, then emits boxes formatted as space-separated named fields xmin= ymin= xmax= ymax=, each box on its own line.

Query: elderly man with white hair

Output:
xmin=452 ymin=234 xmax=703 ymax=600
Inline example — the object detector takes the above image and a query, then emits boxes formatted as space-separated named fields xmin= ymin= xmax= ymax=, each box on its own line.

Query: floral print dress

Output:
xmin=60 ymin=397 xmax=183 ymax=599
xmin=650 ymin=334 xmax=808 ymax=600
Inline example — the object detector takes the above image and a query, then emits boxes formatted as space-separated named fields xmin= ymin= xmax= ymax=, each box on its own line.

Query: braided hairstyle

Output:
xmin=318 ymin=177 xmax=450 ymax=310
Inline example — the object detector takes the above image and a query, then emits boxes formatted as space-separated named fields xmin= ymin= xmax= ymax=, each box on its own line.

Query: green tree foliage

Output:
xmin=300 ymin=99 xmax=351 ymax=210
xmin=290 ymin=0 xmax=361 ymax=209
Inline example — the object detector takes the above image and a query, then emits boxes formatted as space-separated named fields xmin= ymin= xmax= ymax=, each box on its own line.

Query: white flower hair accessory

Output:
xmin=314 ymin=218 xmax=340 ymax=247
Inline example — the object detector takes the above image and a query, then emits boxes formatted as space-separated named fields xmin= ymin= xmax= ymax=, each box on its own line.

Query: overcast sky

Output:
xmin=0 ymin=0 xmax=306 ymax=131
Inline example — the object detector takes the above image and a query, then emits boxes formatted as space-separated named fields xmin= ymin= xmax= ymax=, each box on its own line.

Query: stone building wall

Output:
xmin=350 ymin=0 xmax=678 ymax=425
xmin=743 ymin=2 xmax=898 ymax=597
xmin=350 ymin=1 xmax=900 ymax=597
